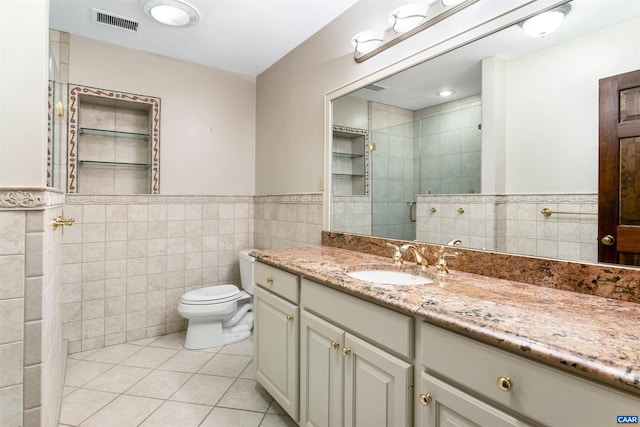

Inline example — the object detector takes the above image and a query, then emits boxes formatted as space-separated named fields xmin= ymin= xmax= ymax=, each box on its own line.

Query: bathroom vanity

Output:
xmin=252 ymin=246 xmax=640 ymax=427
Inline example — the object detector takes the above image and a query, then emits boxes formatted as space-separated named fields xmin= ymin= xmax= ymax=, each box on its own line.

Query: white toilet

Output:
xmin=177 ymin=250 xmax=255 ymax=349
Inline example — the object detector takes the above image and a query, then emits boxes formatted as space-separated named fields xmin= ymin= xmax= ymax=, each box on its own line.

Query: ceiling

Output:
xmin=49 ymin=0 xmax=360 ymax=76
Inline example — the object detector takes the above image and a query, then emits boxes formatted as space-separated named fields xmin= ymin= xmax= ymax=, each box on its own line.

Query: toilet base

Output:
xmin=184 ymin=311 xmax=254 ymax=350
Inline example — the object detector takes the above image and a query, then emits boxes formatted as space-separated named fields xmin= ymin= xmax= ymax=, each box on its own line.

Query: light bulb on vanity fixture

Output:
xmin=521 ymin=3 xmax=571 ymax=37
xmin=389 ymin=3 xmax=429 ymax=33
xmin=141 ymin=0 xmax=200 ymax=27
xmin=351 ymin=30 xmax=385 ymax=54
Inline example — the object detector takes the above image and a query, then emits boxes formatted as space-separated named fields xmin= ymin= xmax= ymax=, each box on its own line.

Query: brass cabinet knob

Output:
xmin=330 ymin=341 xmax=340 ymax=350
xmin=457 ymin=207 xmax=465 ymax=214
xmin=430 ymin=207 xmax=437 ymax=214
xmin=342 ymin=347 xmax=351 ymax=356
xmin=266 ymin=276 xmax=274 ymax=285
xmin=286 ymin=315 xmax=294 ymax=322
xmin=497 ymin=376 xmax=513 ymax=392
xmin=419 ymin=393 xmax=432 ymax=406
xmin=601 ymin=234 xmax=615 ymax=246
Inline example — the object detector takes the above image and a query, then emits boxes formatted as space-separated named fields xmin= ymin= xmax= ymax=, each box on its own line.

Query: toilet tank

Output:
xmin=238 ymin=250 xmax=255 ymax=295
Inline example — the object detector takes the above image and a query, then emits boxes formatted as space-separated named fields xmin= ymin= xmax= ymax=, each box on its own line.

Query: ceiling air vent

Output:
xmin=92 ymin=8 xmax=141 ymax=32
xmin=363 ymin=83 xmax=388 ymax=92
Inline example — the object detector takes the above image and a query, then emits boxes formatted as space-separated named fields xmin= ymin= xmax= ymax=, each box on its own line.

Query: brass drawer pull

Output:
xmin=419 ymin=393 xmax=432 ymax=406
xmin=286 ymin=315 xmax=294 ymax=322
xmin=266 ymin=276 xmax=274 ymax=286
xmin=497 ymin=376 xmax=513 ymax=392
xmin=342 ymin=347 xmax=351 ymax=356
xmin=330 ymin=341 xmax=340 ymax=350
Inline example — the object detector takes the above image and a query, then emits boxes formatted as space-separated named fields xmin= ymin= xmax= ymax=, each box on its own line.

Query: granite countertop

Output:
xmin=251 ymin=246 xmax=640 ymax=396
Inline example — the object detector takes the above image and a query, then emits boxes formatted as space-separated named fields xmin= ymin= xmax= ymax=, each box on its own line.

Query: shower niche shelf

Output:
xmin=67 ymin=84 xmax=160 ymax=194
xmin=332 ymin=126 xmax=369 ymax=196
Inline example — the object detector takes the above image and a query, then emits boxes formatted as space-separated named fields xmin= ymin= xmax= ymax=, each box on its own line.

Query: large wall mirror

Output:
xmin=330 ymin=0 xmax=640 ymax=263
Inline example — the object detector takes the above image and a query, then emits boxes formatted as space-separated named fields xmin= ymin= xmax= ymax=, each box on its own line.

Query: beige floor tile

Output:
xmin=125 ymin=370 xmax=192 ymax=400
xmin=85 ymin=344 xmax=143 ymax=364
xmin=139 ymin=401 xmax=212 ymax=426
xmin=84 ymin=365 xmax=152 ymax=393
xmin=62 ymin=386 xmax=77 ymax=397
xmin=65 ymin=360 xmax=115 ymax=387
xmin=80 ymin=395 xmax=163 ymax=427
xmin=198 ymin=353 xmax=252 ymax=377
xmin=170 ymin=374 xmax=235 ymax=406
xmin=194 ymin=344 xmax=224 ymax=353
xmin=259 ymin=413 xmax=298 ymax=427
xmin=219 ymin=337 xmax=254 ymax=356
xmin=121 ymin=346 xmax=178 ymax=369
xmin=129 ymin=336 xmax=159 ymax=346
xmin=200 ymin=407 xmax=264 ymax=427
xmin=218 ymin=379 xmax=272 ymax=412
xmin=239 ymin=360 xmax=256 ymax=380
xmin=67 ymin=348 xmax=100 ymax=360
xmin=67 ymin=358 xmax=80 ymax=369
xmin=148 ymin=331 xmax=186 ymax=349
xmin=157 ymin=349 xmax=214 ymax=373
xmin=59 ymin=388 xmax=118 ymax=426
xmin=267 ymin=400 xmax=285 ymax=415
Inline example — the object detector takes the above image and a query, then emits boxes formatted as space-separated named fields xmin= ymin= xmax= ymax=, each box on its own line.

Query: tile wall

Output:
xmin=331 ymin=195 xmax=371 ymax=236
xmin=0 ymin=188 xmax=65 ymax=427
xmin=416 ymin=193 xmax=598 ymax=263
xmin=254 ymin=194 xmax=323 ymax=249
xmin=62 ymin=193 xmax=322 ymax=355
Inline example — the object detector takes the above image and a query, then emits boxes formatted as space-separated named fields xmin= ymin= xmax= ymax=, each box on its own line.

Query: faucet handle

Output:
xmin=436 ymin=246 xmax=458 ymax=275
xmin=386 ymin=242 xmax=403 ymax=266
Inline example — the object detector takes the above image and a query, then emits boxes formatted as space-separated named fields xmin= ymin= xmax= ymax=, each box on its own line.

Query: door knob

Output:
xmin=601 ymin=234 xmax=615 ymax=246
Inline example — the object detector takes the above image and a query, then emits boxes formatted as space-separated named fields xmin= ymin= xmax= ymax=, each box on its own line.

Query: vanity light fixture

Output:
xmin=521 ymin=3 xmax=571 ymax=38
xmin=141 ymin=0 xmax=200 ymax=27
xmin=389 ymin=3 xmax=429 ymax=34
xmin=352 ymin=0 xmax=479 ymax=63
xmin=351 ymin=30 xmax=385 ymax=54
xmin=437 ymin=89 xmax=456 ymax=97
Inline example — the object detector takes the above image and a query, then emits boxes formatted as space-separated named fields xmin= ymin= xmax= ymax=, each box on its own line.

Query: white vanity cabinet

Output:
xmin=254 ymin=262 xmax=300 ymax=421
xmin=301 ymin=279 xmax=413 ymax=427
xmin=418 ymin=323 xmax=640 ymax=427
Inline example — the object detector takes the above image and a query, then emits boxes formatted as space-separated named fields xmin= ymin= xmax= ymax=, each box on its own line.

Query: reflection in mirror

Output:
xmin=331 ymin=0 xmax=640 ymax=262
xmin=48 ymin=31 xmax=69 ymax=191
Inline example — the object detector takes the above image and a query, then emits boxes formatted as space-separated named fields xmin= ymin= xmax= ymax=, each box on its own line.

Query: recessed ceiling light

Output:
xmin=141 ymin=0 xmax=200 ymax=27
xmin=436 ymin=89 xmax=456 ymax=97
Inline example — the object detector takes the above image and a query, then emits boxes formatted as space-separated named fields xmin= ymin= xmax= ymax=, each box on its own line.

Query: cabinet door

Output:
xmin=419 ymin=373 xmax=532 ymax=427
xmin=344 ymin=333 xmax=413 ymax=427
xmin=254 ymin=286 xmax=299 ymax=420
xmin=300 ymin=311 xmax=345 ymax=427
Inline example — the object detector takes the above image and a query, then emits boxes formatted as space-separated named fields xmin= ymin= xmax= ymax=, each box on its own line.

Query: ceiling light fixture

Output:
xmin=141 ymin=0 xmax=200 ymax=27
xmin=436 ymin=89 xmax=456 ymax=97
xmin=389 ymin=3 xmax=429 ymax=34
xmin=351 ymin=30 xmax=385 ymax=54
xmin=521 ymin=3 xmax=571 ymax=38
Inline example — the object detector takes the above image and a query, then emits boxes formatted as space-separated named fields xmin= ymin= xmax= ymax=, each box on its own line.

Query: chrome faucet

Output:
xmin=447 ymin=238 xmax=462 ymax=246
xmin=400 ymin=244 xmax=428 ymax=269
xmin=385 ymin=242 xmax=403 ymax=266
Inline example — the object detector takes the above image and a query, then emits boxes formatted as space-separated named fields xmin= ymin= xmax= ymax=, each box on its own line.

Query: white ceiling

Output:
xmin=49 ymin=0 xmax=360 ymax=76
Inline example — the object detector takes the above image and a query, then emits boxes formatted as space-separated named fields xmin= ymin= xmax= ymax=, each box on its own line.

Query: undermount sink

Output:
xmin=346 ymin=270 xmax=433 ymax=286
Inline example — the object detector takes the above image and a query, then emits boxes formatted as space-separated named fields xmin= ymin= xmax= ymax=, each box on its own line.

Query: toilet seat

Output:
xmin=181 ymin=284 xmax=241 ymax=305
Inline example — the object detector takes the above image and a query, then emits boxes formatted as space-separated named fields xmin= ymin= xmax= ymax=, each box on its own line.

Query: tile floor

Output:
xmin=59 ymin=332 xmax=297 ymax=427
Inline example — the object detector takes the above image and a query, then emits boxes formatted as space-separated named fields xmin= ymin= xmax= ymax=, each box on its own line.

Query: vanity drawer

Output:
xmin=255 ymin=262 xmax=299 ymax=303
xmin=302 ymin=278 xmax=413 ymax=359
xmin=420 ymin=323 xmax=640 ymax=427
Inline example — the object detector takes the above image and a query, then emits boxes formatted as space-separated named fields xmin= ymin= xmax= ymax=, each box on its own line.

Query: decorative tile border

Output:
xmin=67 ymin=84 xmax=161 ymax=194
xmin=64 ymin=194 xmax=254 ymax=205
xmin=47 ymin=82 xmax=53 ymax=188
xmin=254 ymin=193 xmax=323 ymax=205
xmin=0 ymin=188 xmax=65 ymax=210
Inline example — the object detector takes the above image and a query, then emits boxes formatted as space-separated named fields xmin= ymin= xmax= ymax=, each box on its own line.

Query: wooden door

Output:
xmin=343 ymin=333 xmax=412 ymax=427
xmin=599 ymin=69 xmax=640 ymax=264
xmin=254 ymin=286 xmax=299 ymax=420
xmin=300 ymin=311 xmax=345 ymax=427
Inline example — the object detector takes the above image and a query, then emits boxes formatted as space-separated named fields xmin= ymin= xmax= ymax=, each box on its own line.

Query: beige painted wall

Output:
xmin=68 ymin=35 xmax=256 ymax=195
xmin=504 ymin=17 xmax=640 ymax=194
xmin=0 ymin=0 xmax=49 ymax=187
xmin=254 ymin=0 xmax=545 ymax=196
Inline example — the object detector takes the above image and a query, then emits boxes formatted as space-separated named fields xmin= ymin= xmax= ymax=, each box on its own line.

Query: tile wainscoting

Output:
xmin=0 ymin=188 xmax=66 ymax=427
xmin=62 ymin=193 xmax=322 ymax=355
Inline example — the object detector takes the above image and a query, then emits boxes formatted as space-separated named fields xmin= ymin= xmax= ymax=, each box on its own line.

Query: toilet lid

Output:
xmin=181 ymin=284 xmax=240 ymax=304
